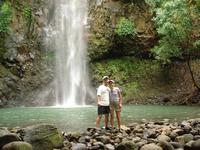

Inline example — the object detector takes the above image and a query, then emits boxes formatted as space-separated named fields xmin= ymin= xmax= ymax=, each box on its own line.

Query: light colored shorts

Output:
xmin=110 ymin=101 xmax=121 ymax=112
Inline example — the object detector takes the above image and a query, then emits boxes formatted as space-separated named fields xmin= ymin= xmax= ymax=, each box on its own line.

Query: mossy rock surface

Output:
xmin=24 ymin=124 xmax=63 ymax=150
xmin=2 ymin=141 xmax=33 ymax=150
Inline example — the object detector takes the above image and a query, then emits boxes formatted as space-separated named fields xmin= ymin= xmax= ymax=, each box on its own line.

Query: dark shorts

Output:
xmin=98 ymin=106 xmax=110 ymax=115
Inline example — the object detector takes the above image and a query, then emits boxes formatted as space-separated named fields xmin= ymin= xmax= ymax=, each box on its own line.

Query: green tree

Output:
xmin=147 ymin=0 xmax=200 ymax=91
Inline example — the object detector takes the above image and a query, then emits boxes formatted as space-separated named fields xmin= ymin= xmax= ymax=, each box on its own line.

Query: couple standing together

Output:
xmin=96 ymin=76 xmax=122 ymax=130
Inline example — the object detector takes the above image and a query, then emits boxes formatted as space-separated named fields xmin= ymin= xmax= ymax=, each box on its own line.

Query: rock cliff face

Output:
xmin=88 ymin=0 xmax=156 ymax=60
xmin=0 ymin=0 xmax=54 ymax=107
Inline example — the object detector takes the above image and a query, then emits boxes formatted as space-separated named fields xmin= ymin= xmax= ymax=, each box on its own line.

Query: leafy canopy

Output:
xmin=146 ymin=0 xmax=200 ymax=64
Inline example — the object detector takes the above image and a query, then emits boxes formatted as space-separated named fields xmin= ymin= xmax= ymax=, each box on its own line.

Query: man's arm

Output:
xmin=97 ymin=95 xmax=101 ymax=105
xmin=97 ymin=86 xmax=101 ymax=105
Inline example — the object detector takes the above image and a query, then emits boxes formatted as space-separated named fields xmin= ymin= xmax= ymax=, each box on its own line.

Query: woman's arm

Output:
xmin=118 ymin=88 xmax=122 ymax=107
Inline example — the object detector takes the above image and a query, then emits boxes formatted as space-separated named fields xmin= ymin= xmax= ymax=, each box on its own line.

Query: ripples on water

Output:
xmin=0 ymin=105 xmax=199 ymax=131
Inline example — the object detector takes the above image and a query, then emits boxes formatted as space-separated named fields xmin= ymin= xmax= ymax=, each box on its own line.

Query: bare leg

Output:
xmin=110 ymin=109 xmax=114 ymax=128
xmin=116 ymin=111 xmax=121 ymax=129
xmin=96 ymin=115 xmax=102 ymax=128
xmin=104 ymin=114 xmax=109 ymax=128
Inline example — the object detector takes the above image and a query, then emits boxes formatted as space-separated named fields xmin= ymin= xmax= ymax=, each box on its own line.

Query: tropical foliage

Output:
xmin=115 ymin=17 xmax=137 ymax=37
xmin=23 ymin=4 xmax=32 ymax=25
xmin=0 ymin=1 xmax=12 ymax=35
xmin=146 ymin=0 xmax=200 ymax=64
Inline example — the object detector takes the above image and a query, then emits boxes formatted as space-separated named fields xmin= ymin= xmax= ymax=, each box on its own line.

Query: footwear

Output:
xmin=117 ymin=128 xmax=122 ymax=133
xmin=105 ymin=127 xmax=112 ymax=130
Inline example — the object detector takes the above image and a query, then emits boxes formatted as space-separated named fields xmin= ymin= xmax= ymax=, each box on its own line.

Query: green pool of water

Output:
xmin=0 ymin=105 xmax=199 ymax=131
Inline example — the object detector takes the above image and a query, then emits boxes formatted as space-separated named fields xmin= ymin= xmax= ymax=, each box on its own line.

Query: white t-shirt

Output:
xmin=97 ymin=84 xmax=110 ymax=106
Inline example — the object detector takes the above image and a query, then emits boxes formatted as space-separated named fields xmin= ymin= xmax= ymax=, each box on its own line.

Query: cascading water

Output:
xmin=51 ymin=0 xmax=89 ymax=106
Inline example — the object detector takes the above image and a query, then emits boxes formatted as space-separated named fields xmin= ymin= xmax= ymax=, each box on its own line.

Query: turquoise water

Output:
xmin=0 ymin=105 xmax=199 ymax=132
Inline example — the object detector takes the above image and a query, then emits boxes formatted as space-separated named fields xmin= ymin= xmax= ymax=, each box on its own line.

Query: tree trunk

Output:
xmin=187 ymin=55 xmax=200 ymax=91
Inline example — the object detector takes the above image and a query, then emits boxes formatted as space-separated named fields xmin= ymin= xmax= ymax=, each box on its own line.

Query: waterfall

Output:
xmin=51 ymin=0 xmax=89 ymax=106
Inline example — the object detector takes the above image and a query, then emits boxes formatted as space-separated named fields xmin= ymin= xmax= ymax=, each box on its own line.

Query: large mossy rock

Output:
xmin=23 ymin=124 xmax=63 ymax=150
xmin=2 ymin=141 xmax=33 ymax=150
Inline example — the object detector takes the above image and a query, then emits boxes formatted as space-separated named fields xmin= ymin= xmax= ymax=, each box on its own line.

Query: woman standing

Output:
xmin=109 ymin=80 xmax=122 ymax=130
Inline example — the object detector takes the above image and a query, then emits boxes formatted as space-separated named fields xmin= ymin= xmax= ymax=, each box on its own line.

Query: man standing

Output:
xmin=96 ymin=76 xmax=110 ymax=129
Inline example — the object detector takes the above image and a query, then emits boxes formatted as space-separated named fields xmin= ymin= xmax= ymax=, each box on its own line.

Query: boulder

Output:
xmin=180 ymin=120 xmax=190 ymax=127
xmin=172 ymin=129 xmax=184 ymax=136
xmin=134 ymin=126 xmax=144 ymax=134
xmin=121 ymin=125 xmax=131 ymax=133
xmin=2 ymin=141 xmax=32 ymax=150
xmin=132 ymin=137 xmax=141 ymax=143
xmin=184 ymin=140 xmax=194 ymax=150
xmin=170 ymin=142 xmax=183 ymax=149
xmin=157 ymin=134 xmax=171 ymax=142
xmin=114 ymin=137 xmax=121 ymax=143
xmin=0 ymin=128 xmax=10 ymax=136
xmin=93 ymin=141 xmax=104 ymax=148
xmin=161 ymin=126 xmax=171 ymax=135
xmin=85 ymin=135 xmax=92 ymax=142
xmin=175 ymin=136 xmax=185 ymax=145
xmin=63 ymin=140 xmax=72 ymax=149
xmin=105 ymin=143 xmax=115 ymax=150
xmin=0 ymin=133 xmax=21 ymax=149
xmin=159 ymin=140 xmax=174 ymax=150
xmin=190 ymin=118 xmax=200 ymax=127
xmin=78 ymin=136 xmax=86 ymax=143
xmin=169 ymin=131 xmax=178 ymax=140
xmin=183 ymin=134 xmax=193 ymax=143
xmin=194 ymin=135 xmax=200 ymax=140
xmin=116 ymin=141 xmax=137 ymax=150
xmin=24 ymin=124 xmax=63 ymax=150
xmin=96 ymin=135 xmax=110 ymax=144
xmin=143 ymin=129 xmax=157 ymax=138
xmin=89 ymin=145 xmax=100 ymax=150
xmin=71 ymin=143 xmax=87 ymax=150
xmin=191 ymin=139 xmax=200 ymax=150
xmin=136 ymin=139 xmax=147 ymax=147
xmin=183 ymin=125 xmax=192 ymax=134
xmin=190 ymin=129 xmax=198 ymax=135
xmin=140 ymin=143 xmax=162 ymax=150
xmin=65 ymin=132 xmax=81 ymax=142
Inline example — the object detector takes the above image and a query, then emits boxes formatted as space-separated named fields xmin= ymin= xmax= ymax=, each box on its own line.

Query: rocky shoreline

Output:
xmin=0 ymin=118 xmax=200 ymax=150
